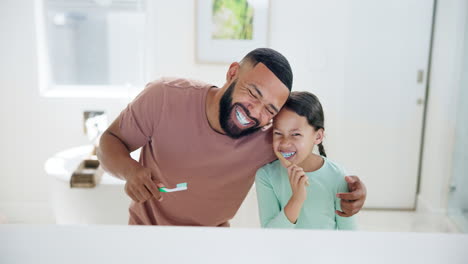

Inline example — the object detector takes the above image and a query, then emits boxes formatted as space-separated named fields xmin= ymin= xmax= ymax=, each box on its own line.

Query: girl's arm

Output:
xmin=255 ymin=168 xmax=296 ymax=228
xmin=284 ymin=165 xmax=308 ymax=224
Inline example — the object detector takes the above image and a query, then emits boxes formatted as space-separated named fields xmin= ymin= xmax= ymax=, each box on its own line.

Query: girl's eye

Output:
xmin=248 ymin=89 xmax=255 ymax=98
xmin=273 ymin=132 xmax=282 ymax=135
xmin=292 ymin=133 xmax=302 ymax=136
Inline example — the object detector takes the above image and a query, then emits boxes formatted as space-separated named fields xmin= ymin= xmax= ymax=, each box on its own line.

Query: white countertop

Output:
xmin=1 ymin=225 xmax=467 ymax=264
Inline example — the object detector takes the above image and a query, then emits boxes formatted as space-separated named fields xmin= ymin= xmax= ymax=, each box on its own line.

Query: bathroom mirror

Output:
xmin=1 ymin=0 xmax=467 ymax=234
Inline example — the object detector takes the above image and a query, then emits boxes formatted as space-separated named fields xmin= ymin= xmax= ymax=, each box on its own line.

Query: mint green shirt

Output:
xmin=255 ymin=158 xmax=357 ymax=230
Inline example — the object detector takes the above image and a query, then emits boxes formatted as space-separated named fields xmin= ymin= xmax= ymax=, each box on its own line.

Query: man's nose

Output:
xmin=247 ymin=102 xmax=263 ymax=119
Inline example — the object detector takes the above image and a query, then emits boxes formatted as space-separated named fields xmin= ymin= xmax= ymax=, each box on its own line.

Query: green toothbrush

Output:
xmin=159 ymin=182 xmax=188 ymax=193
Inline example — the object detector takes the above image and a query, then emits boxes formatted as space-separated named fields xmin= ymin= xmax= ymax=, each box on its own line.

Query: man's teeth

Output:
xmin=281 ymin=152 xmax=296 ymax=158
xmin=236 ymin=109 xmax=250 ymax=125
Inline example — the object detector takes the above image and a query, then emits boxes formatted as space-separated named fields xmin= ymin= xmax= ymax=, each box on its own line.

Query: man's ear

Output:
xmin=261 ymin=119 xmax=273 ymax=131
xmin=314 ymin=128 xmax=325 ymax=144
xmin=226 ymin=62 xmax=240 ymax=82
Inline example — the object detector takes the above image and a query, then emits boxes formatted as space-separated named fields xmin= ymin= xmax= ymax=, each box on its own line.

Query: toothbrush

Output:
xmin=159 ymin=182 xmax=188 ymax=193
xmin=275 ymin=151 xmax=310 ymax=186
xmin=159 ymin=182 xmax=187 ymax=193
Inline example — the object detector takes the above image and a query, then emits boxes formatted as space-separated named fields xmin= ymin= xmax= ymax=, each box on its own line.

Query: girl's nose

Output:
xmin=279 ymin=138 xmax=292 ymax=147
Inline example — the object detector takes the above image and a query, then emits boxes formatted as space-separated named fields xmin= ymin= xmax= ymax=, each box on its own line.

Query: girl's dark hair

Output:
xmin=283 ymin=91 xmax=327 ymax=157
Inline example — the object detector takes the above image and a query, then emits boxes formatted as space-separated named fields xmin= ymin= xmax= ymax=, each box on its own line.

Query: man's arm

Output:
xmin=98 ymin=118 xmax=140 ymax=180
xmin=98 ymin=118 xmax=162 ymax=203
xmin=335 ymin=177 xmax=358 ymax=229
xmin=335 ymin=176 xmax=367 ymax=217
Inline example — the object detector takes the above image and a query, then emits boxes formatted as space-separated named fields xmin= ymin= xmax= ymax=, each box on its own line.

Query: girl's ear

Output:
xmin=226 ymin=62 xmax=240 ymax=82
xmin=314 ymin=128 xmax=324 ymax=144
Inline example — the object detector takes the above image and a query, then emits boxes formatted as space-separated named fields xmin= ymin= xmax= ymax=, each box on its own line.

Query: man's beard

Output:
xmin=219 ymin=81 xmax=261 ymax=139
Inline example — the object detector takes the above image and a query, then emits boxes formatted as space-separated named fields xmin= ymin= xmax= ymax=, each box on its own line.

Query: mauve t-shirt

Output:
xmin=118 ymin=78 xmax=276 ymax=226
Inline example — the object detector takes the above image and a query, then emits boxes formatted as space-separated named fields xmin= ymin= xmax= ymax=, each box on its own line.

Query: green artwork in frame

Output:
xmin=197 ymin=0 xmax=269 ymax=63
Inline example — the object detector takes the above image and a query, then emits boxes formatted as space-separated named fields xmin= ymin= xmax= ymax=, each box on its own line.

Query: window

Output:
xmin=36 ymin=0 xmax=148 ymax=98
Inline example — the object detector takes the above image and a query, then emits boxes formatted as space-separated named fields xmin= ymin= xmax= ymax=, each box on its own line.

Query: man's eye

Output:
xmin=273 ymin=132 xmax=282 ymax=135
xmin=248 ymin=89 xmax=255 ymax=98
xmin=292 ymin=133 xmax=301 ymax=136
xmin=263 ymin=108 xmax=273 ymax=116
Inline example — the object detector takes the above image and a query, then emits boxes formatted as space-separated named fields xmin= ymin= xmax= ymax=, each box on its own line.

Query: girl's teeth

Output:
xmin=281 ymin=152 xmax=296 ymax=158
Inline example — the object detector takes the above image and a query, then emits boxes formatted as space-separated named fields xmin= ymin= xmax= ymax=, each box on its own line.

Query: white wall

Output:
xmin=446 ymin=11 xmax=468 ymax=228
xmin=0 ymin=0 xmax=130 ymax=223
xmin=418 ymin=0 xmax=468 ymax=214
xmin=0 ymin=0 xmax=465 ymax=223
xmin=450 ymin=8 xmax=468 ymax=211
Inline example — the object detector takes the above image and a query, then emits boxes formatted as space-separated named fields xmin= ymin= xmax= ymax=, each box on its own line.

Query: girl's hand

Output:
xmin=284 ymin=164 xmax=308 ymax=224
xmin=287 ymin=164 xmax=308 ymax=203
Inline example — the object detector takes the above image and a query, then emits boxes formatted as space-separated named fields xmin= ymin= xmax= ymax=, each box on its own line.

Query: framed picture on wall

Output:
xmin=196 ymin=0 xmax=270 ymax=63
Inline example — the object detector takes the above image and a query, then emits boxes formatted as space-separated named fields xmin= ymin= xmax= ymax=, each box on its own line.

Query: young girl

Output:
xmin=255 ymin=91 xmax=356 ymax=230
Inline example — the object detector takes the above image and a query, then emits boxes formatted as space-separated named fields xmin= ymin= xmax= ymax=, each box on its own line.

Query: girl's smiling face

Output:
xmin=273 ymin=108 xmax=324 ymax=168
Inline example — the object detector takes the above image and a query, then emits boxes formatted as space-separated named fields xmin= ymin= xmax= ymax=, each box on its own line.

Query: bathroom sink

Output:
xmin=44 ymin=145 xmax=136 ymax=224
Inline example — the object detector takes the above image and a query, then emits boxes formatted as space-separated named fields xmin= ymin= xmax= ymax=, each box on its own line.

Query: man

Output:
xmin=98 ymin=48 xmax=366 ymax=226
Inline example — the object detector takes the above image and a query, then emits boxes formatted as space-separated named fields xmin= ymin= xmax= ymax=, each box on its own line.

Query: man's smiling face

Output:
xmin=219 ymin=63 xmax=290 ymax=139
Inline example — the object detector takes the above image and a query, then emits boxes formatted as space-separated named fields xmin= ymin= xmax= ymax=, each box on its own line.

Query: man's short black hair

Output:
xmin=241 ymin=48 xmax=293 ymax=91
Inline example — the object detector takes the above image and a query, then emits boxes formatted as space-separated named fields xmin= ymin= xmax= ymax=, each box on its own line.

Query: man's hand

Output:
xmin=124 ymin=166 xmax=163 ymax=203
xmin=336 ymin=176 xmax=366 ymax=217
